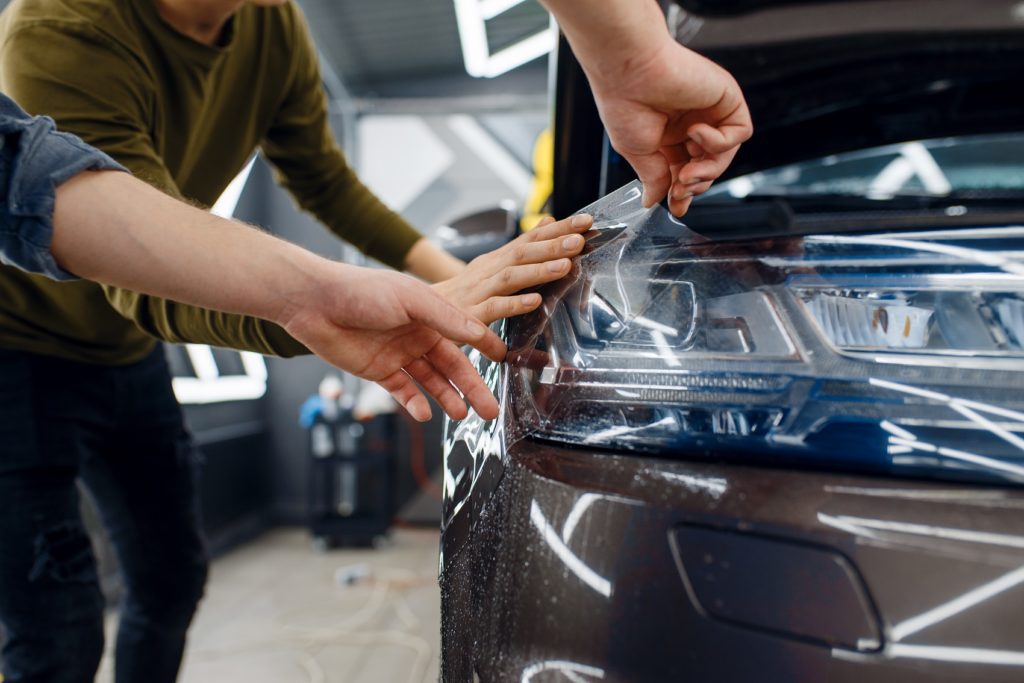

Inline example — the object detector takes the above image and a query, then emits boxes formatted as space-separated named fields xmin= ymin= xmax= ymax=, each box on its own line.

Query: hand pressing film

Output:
xmin=433 ymin=213 xmax=594 ymax=324
xmin=279 ymin=267 xmax=506 ymax=422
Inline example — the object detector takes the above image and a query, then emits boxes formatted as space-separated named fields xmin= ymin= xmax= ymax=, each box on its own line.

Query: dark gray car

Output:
xmin=440 ymin=2 xmax=1024 ymax=681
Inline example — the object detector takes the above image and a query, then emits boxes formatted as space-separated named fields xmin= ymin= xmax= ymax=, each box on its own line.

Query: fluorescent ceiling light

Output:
xmin=173 ymin=346 xmax=268 ymax=405
xmin=453 ymin=0 xmax=555 ymax=78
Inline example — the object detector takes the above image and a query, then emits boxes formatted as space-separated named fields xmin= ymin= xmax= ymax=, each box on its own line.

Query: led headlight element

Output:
xmin=803 ymin=293 xmax=933 ymax=349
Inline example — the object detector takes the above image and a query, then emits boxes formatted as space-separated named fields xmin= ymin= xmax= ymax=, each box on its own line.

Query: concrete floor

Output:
xmin=96 ymin=527 xmax=443 ymax=683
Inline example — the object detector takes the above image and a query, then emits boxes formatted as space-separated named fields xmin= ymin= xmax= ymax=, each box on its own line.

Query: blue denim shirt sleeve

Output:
xmin=0 ymin=92 xmax=128 ymax=280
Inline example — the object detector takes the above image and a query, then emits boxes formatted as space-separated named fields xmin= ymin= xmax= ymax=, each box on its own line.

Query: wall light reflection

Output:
xmin=833 ymin=644 xmax=1024 ymax=667
xmin=870 ymin=378 xmax=1024 ymax=480
xmin=891 ymin=564 xmax=1024 ymax=642
xmin=582 ymin=415 xmax=676 ymax=445
xmin=561 ymin=493 xmax=600 ymax=544
xmin=886 ymin=435 xmax=1024 ymax=480
xmin=530 ymin=501 xmax=612 ymax=598
xmin=818 ymin=513 xmax=1024 ymax=550
xmin=653 ymin=472 xmax=727 ymax=499
xmin=888 ymin=644 xmax=1024 ymax=667
xmin=824 ymin=235 xmax=1024 ymax=276
xmin=521 ymin=659 xmax=606 ymax=682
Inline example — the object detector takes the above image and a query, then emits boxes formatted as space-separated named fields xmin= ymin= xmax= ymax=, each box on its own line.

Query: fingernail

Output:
xmin=690 ymin=131 xmax=703 ymax=146
xmin=467 ymin=320 xmax=487 ymax=338
xmin=571 ymin=213 xmax=591 ymax=228
xmin=562 ymin=234 xmax=582 ymax=250
xmin=522 ymin=294 xmax=540 ymax=306
xmin=548 ymin=259 xmax=568 ymax=273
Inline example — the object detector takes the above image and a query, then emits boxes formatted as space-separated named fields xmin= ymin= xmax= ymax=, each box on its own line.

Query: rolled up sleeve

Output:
xmin=0 ymin=92 xmax=127 ymax=280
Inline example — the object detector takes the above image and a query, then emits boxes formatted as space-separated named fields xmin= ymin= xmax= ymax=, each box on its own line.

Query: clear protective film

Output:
xmin=446 ymin=180 xmax=1024 ymax=519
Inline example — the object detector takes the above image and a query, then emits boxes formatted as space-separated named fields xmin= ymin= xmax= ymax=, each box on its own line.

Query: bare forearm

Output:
xmin=539 ymin=0 xmax=670 ymax=81
xmin=51 ymin=170 xmax=331 ymax=326
xmin=403 ymin=236 xmax=466 ymax=283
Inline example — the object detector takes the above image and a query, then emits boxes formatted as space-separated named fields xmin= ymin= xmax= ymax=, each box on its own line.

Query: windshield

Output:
xmin=705 ymin=133 xmax=1024 ymax=199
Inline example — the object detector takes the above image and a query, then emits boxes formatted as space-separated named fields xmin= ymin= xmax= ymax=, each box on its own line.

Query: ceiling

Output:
xmin=295 ymin=0 xmax=551 ymax=96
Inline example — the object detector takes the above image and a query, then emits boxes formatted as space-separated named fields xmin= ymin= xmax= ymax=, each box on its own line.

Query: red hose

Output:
xmin=402 ymin=411 xmax=443 ymax=501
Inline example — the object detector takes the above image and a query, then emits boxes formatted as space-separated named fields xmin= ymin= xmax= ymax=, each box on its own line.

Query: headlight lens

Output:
xmin=505 ymin=182 xmax=1024 ymax=485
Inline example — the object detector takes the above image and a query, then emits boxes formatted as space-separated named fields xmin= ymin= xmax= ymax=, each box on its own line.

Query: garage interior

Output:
xmin=5 ymin=0 xmax=1022 ymax=681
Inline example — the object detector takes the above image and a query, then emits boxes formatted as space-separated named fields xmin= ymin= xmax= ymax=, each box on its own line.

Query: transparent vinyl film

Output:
xmin=483 ymin=182 xmax=1024 ymax=485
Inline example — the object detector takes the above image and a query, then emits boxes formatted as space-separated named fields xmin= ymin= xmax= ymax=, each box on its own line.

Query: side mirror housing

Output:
xmin=430 ymin=204 xmax=518 ymax=262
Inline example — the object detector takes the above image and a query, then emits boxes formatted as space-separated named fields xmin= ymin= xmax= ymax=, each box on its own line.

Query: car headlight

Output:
xmin=503 ymin=182 xmax=1024 ymax=485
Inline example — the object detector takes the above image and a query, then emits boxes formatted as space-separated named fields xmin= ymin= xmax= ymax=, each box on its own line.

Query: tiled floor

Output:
xmin=96 ymin=527 xmax=443 ymax=683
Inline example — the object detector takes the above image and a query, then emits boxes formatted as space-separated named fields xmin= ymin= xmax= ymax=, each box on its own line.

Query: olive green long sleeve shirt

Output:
xmin=0 ymin=0 xmax=423 ymax=364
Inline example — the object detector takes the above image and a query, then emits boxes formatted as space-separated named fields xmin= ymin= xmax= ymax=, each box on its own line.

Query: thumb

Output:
xmin=404 ymin=282 xmax=507 ymax=362
xmin=621 ymin=150 xmax=672 ymax=208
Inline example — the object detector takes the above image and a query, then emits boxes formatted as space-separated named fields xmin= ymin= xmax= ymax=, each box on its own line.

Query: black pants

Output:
xmin=0 ymin=346 xmax=208 ymax=683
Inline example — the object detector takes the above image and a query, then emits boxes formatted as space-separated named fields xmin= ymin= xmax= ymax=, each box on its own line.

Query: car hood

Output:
xmin=670 ymin=0 xmax=1024 ymax=177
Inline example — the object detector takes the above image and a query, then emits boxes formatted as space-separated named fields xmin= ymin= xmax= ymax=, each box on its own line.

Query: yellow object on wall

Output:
xmin=521 ymin=127 xmax=554 ymax=231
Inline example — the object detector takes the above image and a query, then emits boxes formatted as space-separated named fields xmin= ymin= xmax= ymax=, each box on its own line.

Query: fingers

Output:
xmin=671 ymin=147 xmax=741 ymax=215
xmin=669 ymin=179 xmax=713 ymax=216
xmin=437 ymin=214 xmax=589 ymax=327
xmin=521 ymin=213 xmax=593 ymax=243
xmin=465 ymin=323 xmax=505 ymax=363
xmin=621 ymin=150 xmax=673 ymax=208
xmin=402 ymin=281 xmax=507 ymax=362
xmin=664 ymin=90 xmax=751 ymax=217
xmin=378 ymin=371 xmax=433 ymax=422
xmin=481 ymin=259 xmax=572 ymax=300
xmin=669 ymin=177 xmax=714 ymax=206
xmin=471 ymin=293 xmax=543 ymax=326
xmin=677 ymin=180 xmax=714 ymax=197
xmin=677 ymin=148 xmax=740 ymax=185
xmin=669 ymin=195 xmax=695 ymax=217
xmin=404 ymin=357 xmax=469 ymax=421
xmin=377 ymin=337 xmax=500 ymax=423
xmin=502 ymin=231 xmax=585 ymax=268
xmin=426 ymin=340 xmax=500 ymax=421
xmin=688 ymin=118 xmax=752 ymax=156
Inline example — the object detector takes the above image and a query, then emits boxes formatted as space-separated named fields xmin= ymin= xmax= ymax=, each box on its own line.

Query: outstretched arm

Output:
xmin=52 ymin=169 xmax=504 ymax=422
xmin=540 ymin=0 xmax=753 ymax=215
xmin=263 ymin=5 xmax=591 ymax=323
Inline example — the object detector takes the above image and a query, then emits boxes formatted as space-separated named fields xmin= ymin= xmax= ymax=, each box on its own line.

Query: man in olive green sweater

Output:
xmin=0 ymin=0 xmax=589 ymax=680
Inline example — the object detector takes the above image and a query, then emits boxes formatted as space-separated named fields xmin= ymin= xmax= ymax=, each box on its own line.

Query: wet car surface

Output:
xmin=440 ymin=1 xmax=1024 ymax=680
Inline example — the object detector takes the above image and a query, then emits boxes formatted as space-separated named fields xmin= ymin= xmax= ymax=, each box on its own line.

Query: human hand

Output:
xmin=588 ymin=40 xmax=753 ymax=217
xmin=432 ymin=213 xmax=594 ymax=324
xmin=278 ymin=264 xmax=506 ymax=422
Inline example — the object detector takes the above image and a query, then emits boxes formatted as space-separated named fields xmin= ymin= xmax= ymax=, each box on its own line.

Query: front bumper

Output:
xmin=441 ymin=439 xmax=1024 ymax=682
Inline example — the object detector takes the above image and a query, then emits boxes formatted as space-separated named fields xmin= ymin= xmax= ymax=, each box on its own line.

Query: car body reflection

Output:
xmin=438 ymin=0 xmax=1024 ymax=679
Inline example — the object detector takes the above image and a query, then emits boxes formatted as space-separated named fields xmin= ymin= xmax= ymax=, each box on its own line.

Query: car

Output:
xmin=439 ymin=1 xmax=1024 ymax=681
